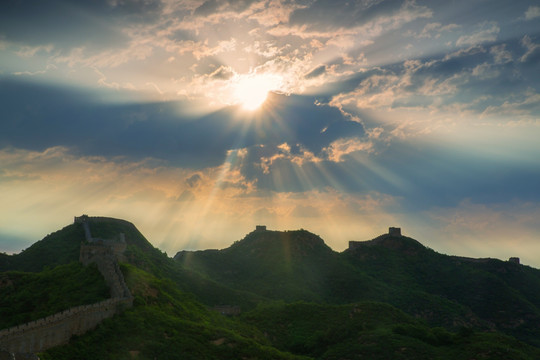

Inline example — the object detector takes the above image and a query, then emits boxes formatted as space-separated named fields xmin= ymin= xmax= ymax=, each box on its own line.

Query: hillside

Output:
xmin=40 ymin=264 xmax=306 ymax=360
xmin=0 ymin=223 xmax=84 ymax=272
xmin=175 ymin=229 xmax=384 ymax=302
xmin=0 ymin=262 xmax=109 ymax=329
xmin=2 ymin=217 xmax=540 ymax=359
xmin=176 ymin=227 xmax=540 ymax=348
xmin=242 ymin=301 xmax=540 ymax=360
xmin=344 ymin=233 xmax=540 ymax=347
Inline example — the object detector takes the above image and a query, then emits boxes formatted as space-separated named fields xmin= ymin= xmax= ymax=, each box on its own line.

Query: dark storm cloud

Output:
xmin=0 ymin=0 xmax=161 ymax=49
xmin=0 ymin=78 xmax=364 ymax=169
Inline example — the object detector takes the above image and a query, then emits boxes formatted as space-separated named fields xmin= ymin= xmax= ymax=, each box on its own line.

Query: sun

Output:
xmin=232 ymin=74 xmax=282 ymax=111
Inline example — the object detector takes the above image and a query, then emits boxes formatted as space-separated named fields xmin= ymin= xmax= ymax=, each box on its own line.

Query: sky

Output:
xmin=1 ymin=0 xmax=539 ymax=266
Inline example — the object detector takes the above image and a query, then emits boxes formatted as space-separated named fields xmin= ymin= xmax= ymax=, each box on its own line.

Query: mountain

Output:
xmin=0 ymin=262 xmax=109 ymax=329
xmin=176 ymin=227 xmax=540 ymax=347
xmin=2 ymin=217 xmax=540 ymax=359
xmin=0 ymin=216 xmax=264 ymax=309
xmin=175 ymin=229 xmax=379 ymax=302
xmin=344 ymin=233 xmax=540 ymax=346
xmin=0 ymin=223 xmax=84 ymax=272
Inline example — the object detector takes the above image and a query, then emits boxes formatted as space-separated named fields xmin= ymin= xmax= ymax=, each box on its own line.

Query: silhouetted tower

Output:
xmin=389 ymin=227 xmax=401 ymax=236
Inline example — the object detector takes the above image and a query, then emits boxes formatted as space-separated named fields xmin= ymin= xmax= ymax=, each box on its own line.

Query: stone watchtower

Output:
xmin=389 ymin=227 xmax=401 ymax=236
xmin=255 ymin=225 xmax=267 ymax=231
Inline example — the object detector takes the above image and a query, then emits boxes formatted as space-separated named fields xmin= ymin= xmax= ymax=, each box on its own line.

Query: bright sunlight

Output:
xmin=232 ymin=73 xmax=282 ymax=110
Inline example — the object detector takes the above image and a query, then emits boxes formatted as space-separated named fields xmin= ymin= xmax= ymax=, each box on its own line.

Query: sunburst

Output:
xmin=232 ymin=73 xmax=282 ymax=110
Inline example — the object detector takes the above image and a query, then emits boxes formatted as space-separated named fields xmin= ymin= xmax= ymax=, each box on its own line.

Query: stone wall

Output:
xmin=79 ymin=244 xmax=131 ymax=299
xmin=0 ymin=297 xmax=131 ymax=354
xmin=0 ymin=217 xmax=133 ymax=355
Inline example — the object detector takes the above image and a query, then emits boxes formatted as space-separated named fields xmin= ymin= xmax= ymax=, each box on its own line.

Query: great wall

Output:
xmin=0 ymin=215 xmax=133 ymax=356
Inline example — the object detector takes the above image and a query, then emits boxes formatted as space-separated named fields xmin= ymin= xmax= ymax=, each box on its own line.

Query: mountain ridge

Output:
xmin=175 ymin=225 xmax=540 ymax=347
xmin=2 ymin=217 xmax=540 ymax=359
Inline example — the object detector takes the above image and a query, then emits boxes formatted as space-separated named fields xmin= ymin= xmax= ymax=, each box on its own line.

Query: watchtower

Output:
xmin=74 ymin=214 xmax=89 ymax=224
xmin=508 ymin=257 xmax=520 ymax=264
xmin=255 ymin=225 xmax=267 ymax=231
xmin=389 ymin=227 xmax=401 ymax=236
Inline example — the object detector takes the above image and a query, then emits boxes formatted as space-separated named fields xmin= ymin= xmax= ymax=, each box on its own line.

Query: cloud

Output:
xmin=490 ymin=44 xmax=513 ymax=64
xmin=290 ymin=204 xmax=320 ymax=218
xmin=305 ymin=65 xmax=327 ymax=79
xmin=323 ymin=138 xmax=373 ymax=162
xmin=1 ymin=0 xmax=540 ymax=265
xmin=194 ymin=0 xmax=220 ymax=16
xmin=177 ymin=189 xmax=195 ymax=202
xmin=520 ymin=35 xmax=540 ymax=63
xmin=15 ymin=44 xmax=54 ymax=57
xmin=175 ymin=38 xmax=238 ymax=61
xmin=0 ymin=79 xmax=366 ymax=169
xmin=253 ymin=207 xmax=277 ymax=221
xmin=194 ymin=0 xmax=258 ymax=17
xmin=289 ymin=0 xmax=431 ymax=33
xmin=456 ymin=22 xmax=499 ymax=46
xmin=186 ymin=173 xmax=203 ymax=188
xmin=426 ymin=199 xmax=540 ymax=265
xmin=208 ymin=65 xmax=235 ymax=80
xmin=524 ymin=6 xmax=540 ymax=20
xmin=0 ymin=0 xmax=153 ymax=49
xmin=416 ymin=22 xmax=459 ymax=39
xmin=0 ymin=145 xmax=258 ymax=252
xmin=480 ymin=90 xmax=540 ymax=119
xmin=328 ymin=35 xmax=540 ymax=126
xmin=0 ymin=145 xmax=402 ymax=255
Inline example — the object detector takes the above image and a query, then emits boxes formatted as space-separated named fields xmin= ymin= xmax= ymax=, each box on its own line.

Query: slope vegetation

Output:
xmin=2 ymin=217 xmax=540 ymax=359
xmin=177 ymin=229 xmax=540 ymax=348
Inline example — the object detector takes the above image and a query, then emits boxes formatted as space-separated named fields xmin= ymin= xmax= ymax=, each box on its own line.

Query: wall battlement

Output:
xmin=0 ymin=216 xmax=133 ymax=355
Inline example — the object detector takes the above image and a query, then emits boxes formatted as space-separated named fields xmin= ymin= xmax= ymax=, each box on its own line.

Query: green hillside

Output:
xmin=0 ymin=262 xmax=109 ymax=329
xmin=41 ymin=264 xmax=306 ymax=360
xmin=344 ymin=235 xmax=540 ymax=346
xmin=0 ymin=224 xmax=84 ymax=272
xmin=176 ymin=228 xmax=540 ymax=348
xmin=175 ymin=229 xmax=388 ymax=303
xmin=242 ymin=301 xmax=540 ymax=360
xmin=86 ymin=217 xmax=266 ymax=309
xmin=2 ymin=217 xmax=540 ymax=359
